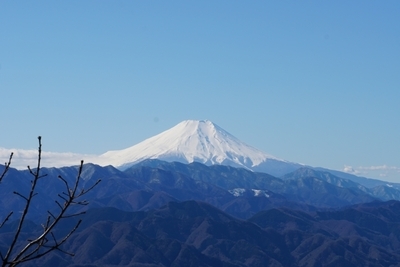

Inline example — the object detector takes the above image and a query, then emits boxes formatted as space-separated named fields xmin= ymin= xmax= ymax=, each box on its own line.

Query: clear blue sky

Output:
xmin=1 ymin=1 xmax=399 ymax=181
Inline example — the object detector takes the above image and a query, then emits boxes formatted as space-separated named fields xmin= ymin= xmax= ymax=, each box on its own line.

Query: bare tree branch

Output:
xmin=3 ymin=136 xmax=44 ymax=266
xmin=1 ymin=137 xmax=100 ymax=267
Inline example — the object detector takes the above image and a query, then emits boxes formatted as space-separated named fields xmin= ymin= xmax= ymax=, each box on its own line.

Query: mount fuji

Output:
xmin=100 ymin=120 xmax=302 ymax=176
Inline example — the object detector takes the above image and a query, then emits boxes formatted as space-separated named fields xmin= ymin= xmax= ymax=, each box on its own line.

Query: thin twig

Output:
xmin=0 ymin=212 xmax=13 ymax=229
xmin=0 ymin=153 xmax=13 ymax=183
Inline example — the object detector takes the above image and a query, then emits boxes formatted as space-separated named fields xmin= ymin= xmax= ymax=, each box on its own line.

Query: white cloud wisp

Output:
xmin=0 ymin=148 xmax=102 ymax=170
xmin=343 ymin=164 xmax=400 ymax=182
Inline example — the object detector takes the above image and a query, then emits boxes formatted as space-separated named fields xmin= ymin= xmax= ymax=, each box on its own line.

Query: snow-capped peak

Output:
xmin=100 ymin=120 xmax=285 ymax=171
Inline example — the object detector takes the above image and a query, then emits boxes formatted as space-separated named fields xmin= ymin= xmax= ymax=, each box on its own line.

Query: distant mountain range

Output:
xmin=2 ymin=120 xmax=400 ymax=266
xmin=98 ymin=120 xmax=394 ymax=184
xmin=10 ymin=199 xmax=400 ymax=267
xmin=0 ymin=119 xmax=393 ymax=183
xmin=2 ymin=159 xmax=400 ymax=265
xmin=1 ymin=160 xmax=399 ymax=221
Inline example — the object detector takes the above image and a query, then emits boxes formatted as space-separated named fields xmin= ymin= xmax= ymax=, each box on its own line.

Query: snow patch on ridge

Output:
xmin=228 ymin=188 xmax=271 ymax=197
xmin=229 ymin=188 xmax=246 ymax=197
xmin=252 ymin=189 xmax=270 ymax=197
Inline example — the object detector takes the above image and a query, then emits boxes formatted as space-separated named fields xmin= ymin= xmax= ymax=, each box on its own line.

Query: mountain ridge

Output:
xmin=14 ymin=200 xmax=400 ymax=267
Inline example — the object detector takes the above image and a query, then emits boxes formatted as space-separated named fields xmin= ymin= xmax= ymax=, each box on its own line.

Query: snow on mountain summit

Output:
xmin=100 ymin=120 xmax=300 ymax=175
